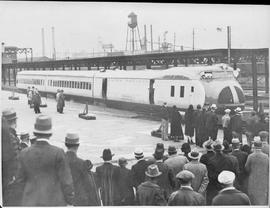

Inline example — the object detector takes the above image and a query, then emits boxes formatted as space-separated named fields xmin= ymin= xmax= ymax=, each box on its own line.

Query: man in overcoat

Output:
xmin=205 ymin=104 xmax=219 ymax=141
xmin=32 ymin=89 xmax=41 ymax=114
xmin=57 ymin=90 xmax=65 ymax=113
xmin=16 ymin=115 xmax=74 ymax=206
xmin=212 ymin=171 xmax=251 ymax=205
xmin=2 ymin=109 xmax=22 ymax=206
xmin=168 ymin=170 xmax=205 ymax=205
xmin=137 ymin=164 xmax=167 ymax=206
xmin=117 ymin=157 xmax=135 ymax=205
xmin=183 ymin=150 xmax=209 ymax=197
xmin=130 ymin=148 xmax=149 ymax=189
xmin=230 ymin=107 xmax=243 ymax=142
xmin=96 ymin=149 xmax=121 ymax=205
xmin=259 ymin=131 xmax=269 ymax=155
xmin=65 ymin=132 xmax=98 ymax=206
xmin=245 ymin=137 xmax=269 ymax=205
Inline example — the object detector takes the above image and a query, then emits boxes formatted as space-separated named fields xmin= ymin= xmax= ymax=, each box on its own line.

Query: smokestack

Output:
xmin=42 ymin=28 xmax=45 ymax=57
xmin=144 ymin=24 xmax=147 ymax=51
xmin=150 ymin=25 xmax=153 ymax=52
xmin=52 ymin=26 xmax=56 ymax=60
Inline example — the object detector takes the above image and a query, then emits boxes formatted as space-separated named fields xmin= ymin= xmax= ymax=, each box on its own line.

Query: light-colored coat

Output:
xmin=245 ymin=149 xmax=269 ymax=205
xmin=183 ymin=160 xmax=209 ymax=196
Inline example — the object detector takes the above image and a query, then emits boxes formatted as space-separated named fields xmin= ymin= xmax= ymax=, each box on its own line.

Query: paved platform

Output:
xmin=1 ymin=90 xmax=247 ymax=168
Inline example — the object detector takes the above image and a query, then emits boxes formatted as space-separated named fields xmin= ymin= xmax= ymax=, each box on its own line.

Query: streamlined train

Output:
xmin=16 ymin=64 xmax=245 ymax=113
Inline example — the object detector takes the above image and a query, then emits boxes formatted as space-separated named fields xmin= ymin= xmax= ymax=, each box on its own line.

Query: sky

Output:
xmin=0 ymin=2 xmax=270 ymax=59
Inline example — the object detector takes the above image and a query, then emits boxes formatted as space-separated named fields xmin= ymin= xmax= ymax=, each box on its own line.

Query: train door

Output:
xmin=102 ymin=78 xmax=107 ymax=99
xmin=149 ymin=79 xmax=155 ymax=104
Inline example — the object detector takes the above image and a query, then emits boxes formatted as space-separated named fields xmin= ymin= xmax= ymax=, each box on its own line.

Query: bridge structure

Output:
xmin=2 ymin=48 xmax=269 ymax=111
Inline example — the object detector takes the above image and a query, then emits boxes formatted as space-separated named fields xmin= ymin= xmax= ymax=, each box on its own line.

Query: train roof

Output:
xmin=18 ymin=64 xmax=235 ymax=80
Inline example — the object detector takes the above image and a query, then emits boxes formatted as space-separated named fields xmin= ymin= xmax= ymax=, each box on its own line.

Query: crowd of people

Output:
xmin=1 ymin=96 xmax=269 ymax=206
xmin=160 ymin=102 xmax=269 ymax=147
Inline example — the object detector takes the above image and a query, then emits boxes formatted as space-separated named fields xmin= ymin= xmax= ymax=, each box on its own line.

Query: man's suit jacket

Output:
xmin=16 ymin=140 xmax=74 ymax=206
xmin=131 ymin=159 xmax=149 ymax=188
xmin=66 ymin=151 xmax=97 ymax=206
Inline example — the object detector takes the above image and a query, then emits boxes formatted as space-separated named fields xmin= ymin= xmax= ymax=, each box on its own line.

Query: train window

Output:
xmin=72 ymin=81 xmax=74 ymax=88
xmin=83 ymin=82 xmax=85 ymax=89
xmin=180 ymin=86 xmax=185 ymax=97
xmin=80 ymin=82 xmax=83 ymax=89
xmin=191 ymin=86 xmax=194 ymax=92
xmin=170 ymin=86 xmax=175 ymax=97
xmin=89 ymin=83 xmax=91 ymax=90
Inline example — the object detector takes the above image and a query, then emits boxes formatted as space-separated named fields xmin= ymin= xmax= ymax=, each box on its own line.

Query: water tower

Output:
xmin=125 ymin=12 xmax=142 ymax=53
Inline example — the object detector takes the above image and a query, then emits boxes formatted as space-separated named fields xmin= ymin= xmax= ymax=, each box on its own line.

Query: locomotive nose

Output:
xmin=218 ymin=86 xmax=245 ymax=105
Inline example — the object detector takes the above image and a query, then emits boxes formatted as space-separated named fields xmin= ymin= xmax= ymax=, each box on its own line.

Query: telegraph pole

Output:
xmin=150 ymin=25 xmax=153 ymax=52
xmin=227 ymin=26 xmax=231 ymax=65
xmin=173 ymin=32 xmax=176 ymax=51
xmin=192 ymin=28 xmax=195 ymax=51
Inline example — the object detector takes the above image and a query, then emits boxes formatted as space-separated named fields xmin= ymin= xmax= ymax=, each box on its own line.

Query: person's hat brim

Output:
xmin=188 ymin=152 xmax=200 ymax=160
xmin=145 ymin=171 xmax=162 ymax=178
xmin=33 ymin=129 xmax=52 ymax=134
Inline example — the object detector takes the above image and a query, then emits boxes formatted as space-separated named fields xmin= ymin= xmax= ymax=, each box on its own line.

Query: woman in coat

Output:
xmin=170 ymin=105 xmax=184 ymax=142
xmin=185 ymin=105 xmax=195 ymax=144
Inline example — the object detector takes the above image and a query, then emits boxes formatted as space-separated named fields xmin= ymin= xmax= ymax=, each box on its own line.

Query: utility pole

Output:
xmin=173 ymin=32 xmax=176 ymax=51
xmin=158 ymin=36 xmax=160 ymax=52
xmin=150 ymin=25 xmax=153 ymax=52
xmin=192 ymin=28 xmax=195 ymax=51
xmin=227 ymin=26 xmax=231 ymax=65
xmin=41 ymin=28 xmax=45 ymax=57
xmin=52 ymin=26 xmax=56 ymax=60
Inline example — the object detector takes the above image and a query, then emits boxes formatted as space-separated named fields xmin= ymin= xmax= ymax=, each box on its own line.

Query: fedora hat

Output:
xmin=203 ymin=140 xmax=214 ymax=150
xmin=224 ymin=109 xmax=231 ymax=114
xmin=134 ymin=148 xmax=144 ymax=158
xmin=235 ymin=107 xmax=241 ymax=113
xmin=212 ymin=141 xmax=224 ymax=151
xmin=101 ymin=148 xmax=114 ymax=161
xmin=253 ymin=136 xmax=262 ymax=148
xmin=168 ymin=145 xmax=177 ymax=154
xmin=65 ymin=132 xmax=80 ymax=145
xmin=33 ymin=115 xmax=52 ymax=134
xmin=145 ymin=164 xmax=162 ymax=178
xmin=222 ymin=140 xmax=232 ymax=153
xmin=2 ymin=108 xmax=17 ymax=121
xmin=188 ymin=150 xmax=200 ymax=160
xmin=20 ymin=131 xmax=30 ymax=140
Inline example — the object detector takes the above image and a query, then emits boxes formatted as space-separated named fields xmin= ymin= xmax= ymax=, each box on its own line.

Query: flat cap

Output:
xmin=176 ymin=170 xmax=195 ymax=181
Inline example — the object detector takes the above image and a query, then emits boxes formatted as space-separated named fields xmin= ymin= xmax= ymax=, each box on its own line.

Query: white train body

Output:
xmin=17 ymin=64 xmax=245 ymax=111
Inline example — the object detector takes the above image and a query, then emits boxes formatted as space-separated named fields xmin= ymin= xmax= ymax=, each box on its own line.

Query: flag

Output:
xmin=216 ymin=27 xmax=222 ymax=32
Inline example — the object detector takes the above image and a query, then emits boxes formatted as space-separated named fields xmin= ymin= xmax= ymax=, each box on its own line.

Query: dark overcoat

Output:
xmin=193 ymin=110 xmax=205 ymax=146
xmin=118 ymin=166 xmax=135 ymax=205
xmin=212 ymin=189 xmax=251 ymax=205
xmin=96 ymin=162 xmax=121 ymax=206
xmin=16 ymin=140 xmax=74 ymax=206
xmin=170 ymin=109 xmax=184 ymax=140
xmin=205 ymin=111 xmax=218 ymax=140
xmin=137 ymin=181 xmax=167 ymax=206
xmin=130 ymin=159 xmax=149 ymax=188
xmin=184 ymin=109 xmax=194 ymax=137
xmin=168 ymin=187 xmax=206 ymax=206
xmin=231 ymin=149 xmax=248 ymax=188
xmin=155 ymin=161 xmax=175 ymax=200
xmin=66 ymin=151 xmax=99 ymax=206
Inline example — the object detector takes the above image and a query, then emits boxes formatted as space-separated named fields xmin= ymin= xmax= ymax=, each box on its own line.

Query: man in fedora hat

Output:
xmin=207 ymin=141 xmax=235 ymax=205
xmin=231 ymin=138 xmax=248 ymax=192
xmin=57 ymin=89 xmax=65 ymax=113
xmin=117 ymin=157 xmax=135 ymax=205
xmin=212 ymin=171 xmax=251 ymax=205
xmin=245 ymin=137 xmax=269 ymax=205
xmin=137 ymin=164 xmax=167 ymax=206
xmin=16 ymin=115 xmax=74 ymax=206
xmin=259 ymin=131 xmax=269 ymax=155
xmin=2 ymin=110 xmax=21 ymax=206
xmin=65 ymin=132 xmax=98 ymax=206
xmin=32 ymin=88 xmax=41 ymax=114
xmin=152 ymin=147 xmax=175 ymax=200
xmin=230 ymin=107 xmax=243 ymax=142
xmin=96 ymin=148 xmax=121 ymax=205
xmin=200 ymin=139 xmax=215 ymax=167
xmin=131 ymin=148 xmax=150 ymax=189
xmin=222 ymin=109 xmax=232 ymax=143
xmin=168 ymin=170 xmax=205 ymax=205
xmin=205 ymin=104 xmax=219 ymax=141
xmin=165 ymin=145 xmax=188 ymax=180
xmin=183 ymin=149 xmax=209 ymax=197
